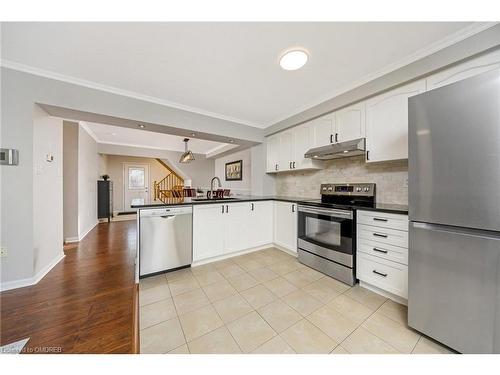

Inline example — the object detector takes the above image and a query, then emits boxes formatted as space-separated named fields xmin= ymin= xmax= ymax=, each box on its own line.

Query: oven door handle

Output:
xmin=298 ymin=206 xmax=353 ymax=219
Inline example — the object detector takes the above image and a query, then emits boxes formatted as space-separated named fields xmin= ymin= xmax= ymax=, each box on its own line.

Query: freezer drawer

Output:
xmin=408 ymin=221 xmax=500 ymax=353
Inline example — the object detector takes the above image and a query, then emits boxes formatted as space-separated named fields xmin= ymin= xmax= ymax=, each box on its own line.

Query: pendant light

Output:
xmin=179 ymin=138 xmax=195 ymax=163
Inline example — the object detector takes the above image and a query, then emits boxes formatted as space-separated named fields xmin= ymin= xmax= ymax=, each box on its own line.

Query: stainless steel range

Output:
xmin=297 ymin=183 xmax=376 ymax=286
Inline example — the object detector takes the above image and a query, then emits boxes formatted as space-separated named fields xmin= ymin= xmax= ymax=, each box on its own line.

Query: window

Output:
xmin=128 ymin=167 xmax=145 ymax=189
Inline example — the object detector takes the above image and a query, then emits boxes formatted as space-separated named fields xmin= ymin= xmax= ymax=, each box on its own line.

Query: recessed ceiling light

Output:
xmin=191 ymin=133 xmax=196 ymax=137
xmin=279 ymin=49 xmax=309 ymax=71
xmin=138 ymin=124 xmax=145 ymax=129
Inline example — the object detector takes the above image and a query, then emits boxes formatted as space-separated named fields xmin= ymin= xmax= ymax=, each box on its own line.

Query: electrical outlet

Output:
xmin=0 ymin=247 xmax=7 ymax=257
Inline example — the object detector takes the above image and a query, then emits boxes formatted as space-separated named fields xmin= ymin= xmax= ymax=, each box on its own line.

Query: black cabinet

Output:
xmin=98 ymin=180 xmax=113 ymax=222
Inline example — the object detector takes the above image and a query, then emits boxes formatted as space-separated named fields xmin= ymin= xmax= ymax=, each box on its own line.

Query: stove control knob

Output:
xmin=363 ymin=187 xmax=370 ymax=192
xmin=327 ymin=187 xmax=333 ymax=192
xmin=322 ymin=187 xmax=327 ymax=191
xmin=356 ymin=187 xmax=362 ymax=192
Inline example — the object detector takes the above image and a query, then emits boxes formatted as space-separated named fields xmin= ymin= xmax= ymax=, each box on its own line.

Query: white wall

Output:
xmin=105 ymin=155 xmax=171 ymax=212
xmin=32 ymin=106 xmax=64 ymax=277
xmin=97 ymin=143 xmax=215 ymax=189
xmin=63 ymin=121 xmax=79 ymax=241
xmin=214 ymin=149 xmax=252 ymax=196
xmin=78 ymin=125 xmax=99 ymax=239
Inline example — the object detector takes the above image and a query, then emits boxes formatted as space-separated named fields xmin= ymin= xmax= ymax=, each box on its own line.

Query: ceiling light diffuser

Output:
xmin=279 ymin=49 xmax=309 ymax=71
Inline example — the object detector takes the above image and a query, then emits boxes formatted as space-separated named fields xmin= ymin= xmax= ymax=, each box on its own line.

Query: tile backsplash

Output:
xmin=275 ymin=156 xmax=408 ymax=205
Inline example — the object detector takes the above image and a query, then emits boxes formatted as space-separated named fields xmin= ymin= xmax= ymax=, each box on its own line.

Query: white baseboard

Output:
xmin=359 ymin=281 xmax=408 ymax=306
xmin=64 ymin=236 xmax=79 ymax=243
xmin=272 ymin=243 xmax=298 ymax=257
xmin=78 ymin=220 xmax=98 ymax=242
xmin=0 ymin=252 xmax=65 ymax=292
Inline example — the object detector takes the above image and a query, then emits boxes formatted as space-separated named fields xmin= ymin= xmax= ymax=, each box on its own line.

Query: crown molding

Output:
xmin=0 ymin=59 xmax=264 ymax=129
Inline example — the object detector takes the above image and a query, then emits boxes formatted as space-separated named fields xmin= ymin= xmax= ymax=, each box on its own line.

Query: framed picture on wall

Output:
xmin=225 ymin=160 xmax=242 ymax=181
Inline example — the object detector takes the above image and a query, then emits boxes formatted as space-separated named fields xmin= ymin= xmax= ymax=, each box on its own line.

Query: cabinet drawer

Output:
xmin=357 ymin=210 xmax=408 ymax=231
xmin=357 ymin=238 xmax=408 ymax=265
xmin=357 ymin=224 xmax=408 ymax=248
xmin=357 ymin=252 xmax=408 ymax=298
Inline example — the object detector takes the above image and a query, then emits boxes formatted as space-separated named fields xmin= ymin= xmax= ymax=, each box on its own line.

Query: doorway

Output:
xmin=123 ymin=163 xmax=150 ymax=211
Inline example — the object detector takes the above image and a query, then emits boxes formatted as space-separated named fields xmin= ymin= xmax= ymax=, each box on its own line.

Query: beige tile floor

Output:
xmin=139 ymin=247 xmax=454 ymax=354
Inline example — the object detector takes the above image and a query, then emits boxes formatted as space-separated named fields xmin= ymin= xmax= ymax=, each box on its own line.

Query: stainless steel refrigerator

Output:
xmin=408 ymin=69 xmax=500 ymax=354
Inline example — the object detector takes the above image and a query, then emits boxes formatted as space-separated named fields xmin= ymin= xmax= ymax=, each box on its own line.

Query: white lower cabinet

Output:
xmin=356 ymin=210 xmax=409 ymax=301
xmin=273 ymin=201 xmax=298 ymax=253
xmin=193 ymin=201 xmax=274 ymax=262
xmin=193 ymin=204 xmax=226 ymax=261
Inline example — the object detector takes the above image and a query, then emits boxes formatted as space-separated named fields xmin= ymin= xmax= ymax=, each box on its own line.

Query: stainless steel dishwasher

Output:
xmin=139 ymin=206 xmax=192 ymax=277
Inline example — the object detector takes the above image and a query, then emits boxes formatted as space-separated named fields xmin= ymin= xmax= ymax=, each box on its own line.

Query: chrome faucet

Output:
xmin=210 ymin=176 xmax=222 ymax=198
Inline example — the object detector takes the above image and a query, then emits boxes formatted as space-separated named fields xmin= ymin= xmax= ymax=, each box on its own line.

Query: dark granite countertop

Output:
xmin=132 ymin=196 xmax=408 ymax=215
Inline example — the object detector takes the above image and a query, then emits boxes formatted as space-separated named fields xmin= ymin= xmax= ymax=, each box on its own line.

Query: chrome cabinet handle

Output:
xmin=373 ymin=217 xmax=388 ymax=222
xmin=335 ymin=133 xmax=338 ymax=142
xmin=330 ymin=134 xmax=333 ymax=143
xmin=373 ymin=270 xmax=388 ymax=277
xmin=251 ymin=203 xmax=254 ymax=211
xmin=373 ymin=247 xmax=388 ymax=254
xmin=226 ymin=205 xmax=229 ymax=213
xmin=373 ymin=233 xmax=388 ymax=238
xmin=221 ymin=205 xmax=224 ymax=214
xmin=289 ymin=161 xmax=292 ymax=169
xmin=293 ymin=161 xmax=296 ymax=169
xmin=291 ymin=204 xmax=295 ymax=213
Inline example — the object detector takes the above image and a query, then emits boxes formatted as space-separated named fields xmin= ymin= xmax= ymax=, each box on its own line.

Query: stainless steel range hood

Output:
xmin=305 ymin=138 xmax=366 ymax=160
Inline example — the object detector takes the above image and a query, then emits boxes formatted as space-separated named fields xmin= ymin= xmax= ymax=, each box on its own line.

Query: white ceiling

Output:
xmin=83 ymin=122 xmax=229 ymax=154
xmin=1 ymin=22 xmax=485 ymax=127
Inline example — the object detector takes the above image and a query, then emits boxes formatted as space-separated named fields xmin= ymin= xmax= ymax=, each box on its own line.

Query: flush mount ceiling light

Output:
xmin=279 ymin=49 xmax=309 ymax=71
xmin=179 ymin=138 xmax=195 ymax=163
xmin=138 ymin=124 xmax=146 ymax=129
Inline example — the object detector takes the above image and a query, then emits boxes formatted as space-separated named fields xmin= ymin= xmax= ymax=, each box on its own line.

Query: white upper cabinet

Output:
xmin=266 ymin=134 xmax=280 ymax=173
xmin=310 ymin=116 xmax=335 ymax=147
xmin=365 ymin=79 xmax=426 ymax=163
xmin=334 ymin=102 xmax=366 ymax=142
xmin=426 ymin=49 xmax=500 ymax=91
xmin=279 ymin=130 xmax=294 ymax=171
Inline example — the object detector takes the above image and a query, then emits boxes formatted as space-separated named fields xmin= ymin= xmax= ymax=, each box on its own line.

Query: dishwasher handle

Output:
xmin=160 ymin=215 xmax=175 ymax=219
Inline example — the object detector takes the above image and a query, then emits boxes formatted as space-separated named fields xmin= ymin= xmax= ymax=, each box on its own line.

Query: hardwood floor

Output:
xmin=0 ymin=220 xmax=139 ymax=353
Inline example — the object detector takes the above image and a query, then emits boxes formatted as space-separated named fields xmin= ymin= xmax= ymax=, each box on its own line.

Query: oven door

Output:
xmin=297 ymin=205 xmax=353 ymax=267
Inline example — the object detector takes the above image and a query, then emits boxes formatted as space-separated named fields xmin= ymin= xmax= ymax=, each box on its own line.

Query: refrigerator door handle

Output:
xmin=411 ymin=221 xmax=500 ymax=240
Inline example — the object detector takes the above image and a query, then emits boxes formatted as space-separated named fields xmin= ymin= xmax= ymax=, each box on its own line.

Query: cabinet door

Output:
xmin=251 ymin=201 xmax=274 ymax=247
xmin=335 ymin=102 xmax=366 ymax=142
xmin=193 ymin=204 xmax=225 ymax=261
xmin=366 ymin=79 xmax=425 ymax=163
xmin=310 ymin=117 xmax=334 ymax=148
xmin=224 ymin=202 xmax=251 ymax=254
xmin=279 ymin=130 xmax=294 ymax=171
xmin=292 ymin=123 xmax=312 ymax=169
xmin=426 ymin=49 xmax=500 ymax=91
xmin=273 ymin=201 xmax=297 ymax=253
xmin=266 ymin=134 xmax=280 ymax=173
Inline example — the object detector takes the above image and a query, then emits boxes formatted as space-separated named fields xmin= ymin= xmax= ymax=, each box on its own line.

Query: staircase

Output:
xmin=153 ymin=159 xmax=184 ymax=202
